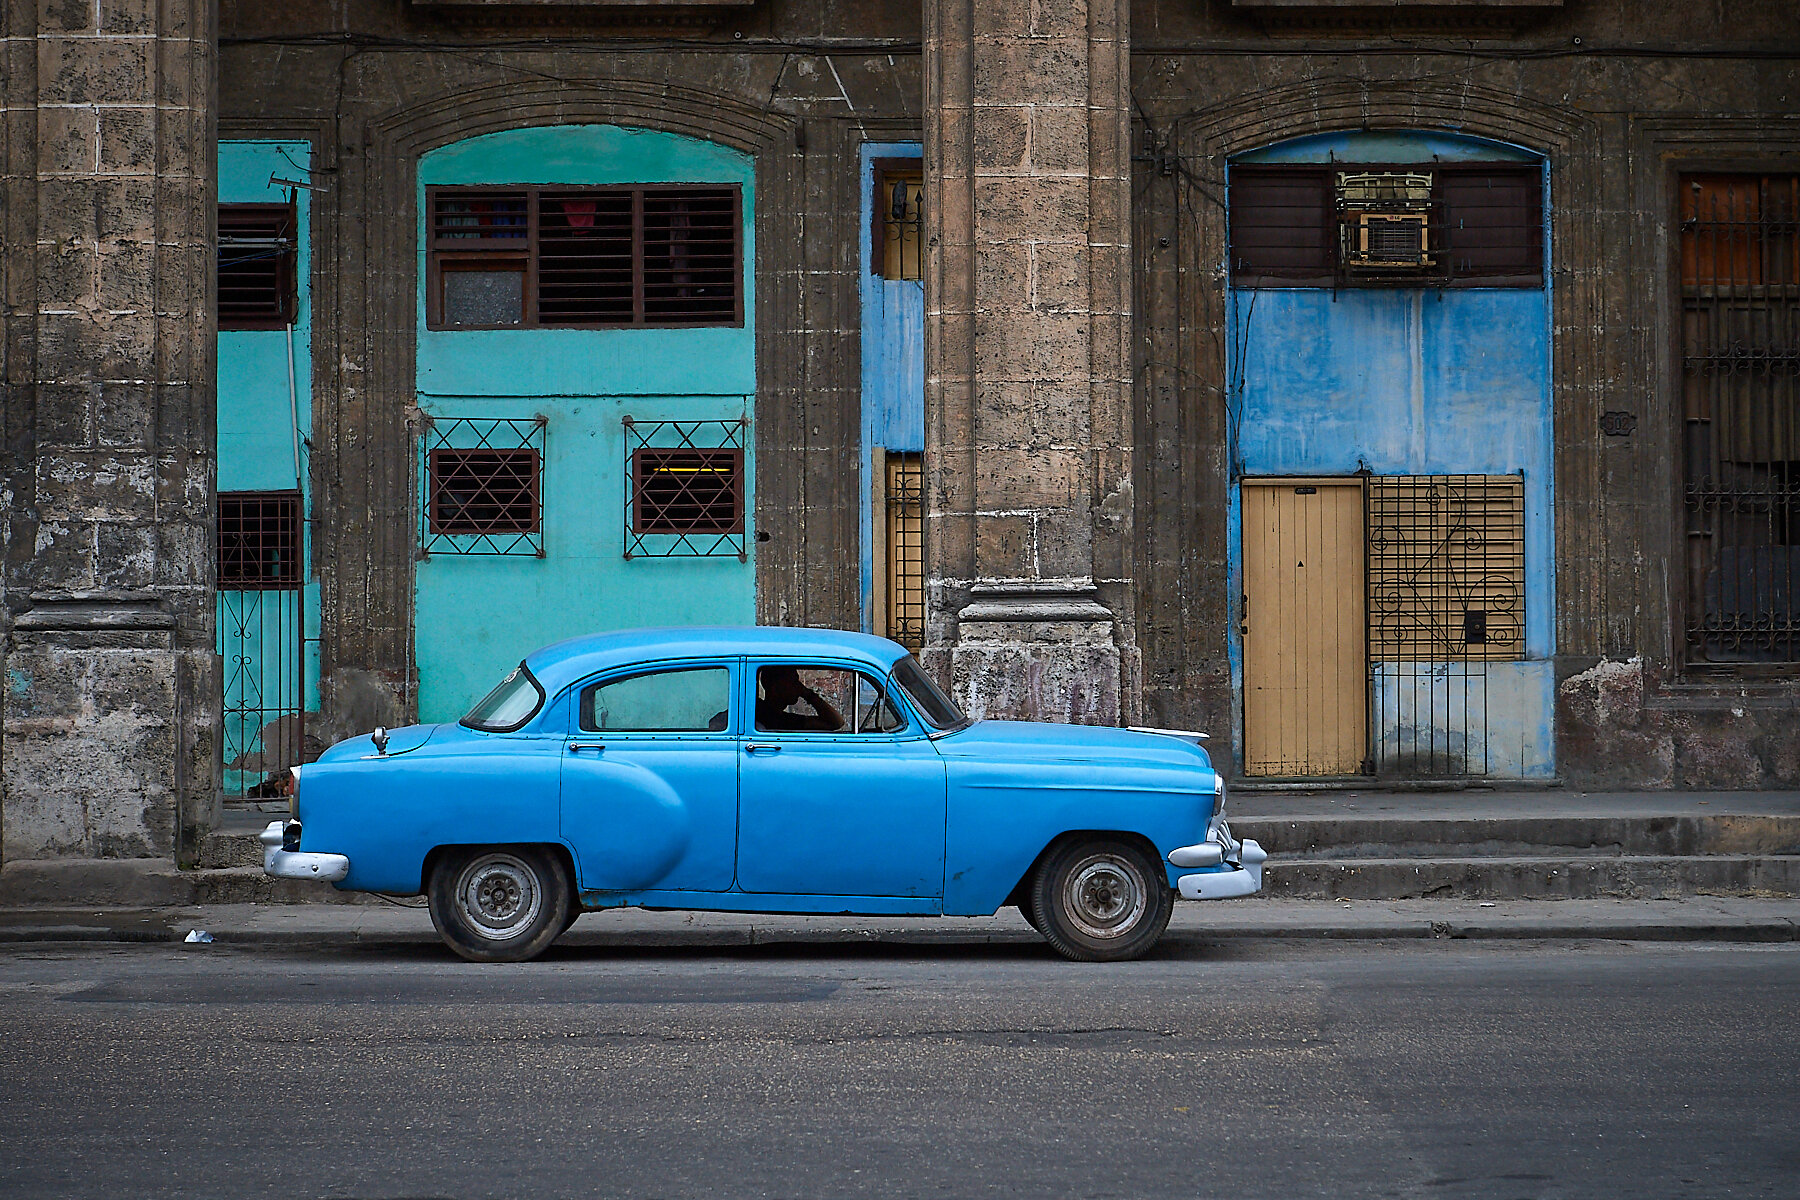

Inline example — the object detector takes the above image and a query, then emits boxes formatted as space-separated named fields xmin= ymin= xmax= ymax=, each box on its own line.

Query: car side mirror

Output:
xmin=372 ymin=726 xmax=389 ymax=755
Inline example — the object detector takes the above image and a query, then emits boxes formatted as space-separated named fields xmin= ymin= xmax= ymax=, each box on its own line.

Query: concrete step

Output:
xmin=1263 ymin=854 xmax=1800 ymax=901
xmin=1233 ymin=814 xmax=1800 ymax=859
xmin=197 ymin=831 xmax=265 ymax=870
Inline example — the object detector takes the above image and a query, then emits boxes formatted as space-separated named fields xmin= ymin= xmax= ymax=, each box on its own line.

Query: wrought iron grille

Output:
xmin=623 ymin=415 xmax=748 ymax=560
xmin=1366 ymin=474 xmax=1525 ymax=779
xmin=883 ymin=452 xmax=925 ymax=651
xmin=419 ymin=416 xmax=546 ymax=557
xmin=219 ymin=491 xmax=302 ymax=587
xmin=875 ymin=165 xmax=924 ymax=282
xmin=218 ymin=490 xmax=306 ymax=798
xmin=1681 ymin=173 xmax=1800 ymax=663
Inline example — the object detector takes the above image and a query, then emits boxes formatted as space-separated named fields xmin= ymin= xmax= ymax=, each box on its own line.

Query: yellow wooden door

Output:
xmin=1242 ymin=479 xmax=1368 ymax=776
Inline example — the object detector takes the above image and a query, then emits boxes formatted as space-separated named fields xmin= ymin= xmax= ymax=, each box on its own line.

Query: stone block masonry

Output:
xmin=924 ymin=0 xmax=1140 ymax=724
xmin=2 ymin=0 xmax=216 ymax=865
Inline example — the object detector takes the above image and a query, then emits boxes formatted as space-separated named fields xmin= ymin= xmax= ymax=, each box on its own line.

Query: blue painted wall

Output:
xmin=415 ymin=126 xmax=757 ymax=723
xmin=858 ymin=143 xmax=925 ymax=630
xmin=217 ymin=141 xmax=319 ymax=792
xmin=1226 ymin=130 xmax=1555 ymax=779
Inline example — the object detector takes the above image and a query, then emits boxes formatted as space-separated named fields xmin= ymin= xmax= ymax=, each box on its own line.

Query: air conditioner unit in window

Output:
xmin=1336 ymin=171 xmax=1437 ymax=273
xmin=1348 ymin=212 xmax=1432 ymax=268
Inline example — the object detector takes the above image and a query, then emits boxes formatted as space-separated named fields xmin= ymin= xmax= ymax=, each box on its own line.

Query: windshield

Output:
xmin=461 ymin=661 xmax=545 ymax=732
xmin=891 ymin=655 xmax=969 ymax=731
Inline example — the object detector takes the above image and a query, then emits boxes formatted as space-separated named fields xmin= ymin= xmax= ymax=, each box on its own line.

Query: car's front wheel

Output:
xmin=1028 ymin=838 xmax=1173 ymax=962
xmin=428 ymin=846 xmax=571 ymax=963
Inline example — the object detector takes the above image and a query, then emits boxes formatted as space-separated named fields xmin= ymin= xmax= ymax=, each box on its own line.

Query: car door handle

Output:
xmin=743 ymin=743 xmax=782 ymax=754
xmin=568 ymin=743 xmax=605 ymax=753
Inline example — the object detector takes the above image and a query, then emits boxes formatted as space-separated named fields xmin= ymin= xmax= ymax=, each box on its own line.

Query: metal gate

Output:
xmin=1681 ymin=173 xmax=1800 ymax=663
xmin=1366 ymin=474 xmax=1524 ymax=778
xmin=218 ymin=490 xmax=306 ymax=797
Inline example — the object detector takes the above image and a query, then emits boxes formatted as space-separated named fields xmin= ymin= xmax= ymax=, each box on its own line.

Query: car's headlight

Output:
xmin=286 ymin=764 xmax=303 ymax=817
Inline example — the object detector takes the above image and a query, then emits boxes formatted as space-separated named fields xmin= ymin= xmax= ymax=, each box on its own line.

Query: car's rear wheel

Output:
xmin=1028 ymin=838 xmax=1173 ymax=962
xmin=428 ymin=846 xmax=570 ymax=963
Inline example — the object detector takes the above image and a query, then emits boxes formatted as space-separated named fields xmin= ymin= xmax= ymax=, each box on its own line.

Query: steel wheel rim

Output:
xmin=1063 ymin=853 xmax=1148 ymax=940
xmin=456 ymin=853 xmax=543 ymax=941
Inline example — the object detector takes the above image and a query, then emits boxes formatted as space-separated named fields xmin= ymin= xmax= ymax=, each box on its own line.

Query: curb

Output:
xmin=2 ymin=916 xmax=1795 ymax=948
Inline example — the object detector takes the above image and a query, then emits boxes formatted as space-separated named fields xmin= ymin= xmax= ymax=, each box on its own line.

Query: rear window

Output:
xmin=891 ymin=655 xmax=968 ymax=731
xmin=461 ymin=661 xmax=545 ymax=732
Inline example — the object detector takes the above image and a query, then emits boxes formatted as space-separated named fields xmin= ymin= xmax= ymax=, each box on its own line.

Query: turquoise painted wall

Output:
xmin=217 ymin=141 xmax=319 ymax=792
xmin=858 ymin=143 xmax=926 ymax=630
xmin=1225 ymin=130 xmax=1555 ymax=779
xmin=415 ymin=126 xmax=757 ymax=723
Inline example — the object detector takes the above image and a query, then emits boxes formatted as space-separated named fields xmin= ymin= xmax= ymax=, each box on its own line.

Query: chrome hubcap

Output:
xmin=1063 ymin=854 xmax=1148 ymax=940
xmin=456 ymin=854 xmax=542 ymax=941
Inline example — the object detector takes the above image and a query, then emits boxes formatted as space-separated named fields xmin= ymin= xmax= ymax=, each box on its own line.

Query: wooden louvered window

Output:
xmin=218 ymin=203 xmax=297 ymax=329
xmin=631 ymin=447 xmax=744 ymax=536
xmin=427 ymin=186 xmax=742 ymax=329
xmin=1227 ymin=164 xmax=1542 ymax=288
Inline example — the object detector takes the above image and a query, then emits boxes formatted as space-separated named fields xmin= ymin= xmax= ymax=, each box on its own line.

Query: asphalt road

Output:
xmin=1 ymin=937 xmax=1796 ymax=1200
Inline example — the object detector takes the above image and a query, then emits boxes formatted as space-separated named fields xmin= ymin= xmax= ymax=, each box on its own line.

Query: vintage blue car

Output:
xmin=262 ymin=628 xmax=1265 ymax=962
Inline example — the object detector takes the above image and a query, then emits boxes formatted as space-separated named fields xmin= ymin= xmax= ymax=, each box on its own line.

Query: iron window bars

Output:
xmin=426 ymin=185 xmax=742 ymax=330
xmin=872 ymin=160 xmax=924 ymax=282
xmin=1365 ymin=474 xmax=1526 ymax=663
xmin=1227 ymin=163 xmax=1542 ymax=288
xmin=624 ymin=415 xmax=748 ymax=560
xmin=218 ymin=203 xmax=298 ymax=329
xmin=419 ymin=415 xmax=547 ymax=557
xmin=1681 ymin=173 xmax=1800 ymax=664
xmin=218 ymin=491 xmax=303 ymax=587
xmin=883 ymin=452 xmax=926 ymax=651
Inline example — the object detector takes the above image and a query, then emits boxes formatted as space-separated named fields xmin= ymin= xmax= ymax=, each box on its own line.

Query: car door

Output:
xmin=559 ymin=660 xmax=738 ymax=894
xmin=735 ymin=661 xmax=947 ymax=898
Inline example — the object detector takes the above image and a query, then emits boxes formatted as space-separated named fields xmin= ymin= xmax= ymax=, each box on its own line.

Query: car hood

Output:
xmin=316 ymin=723 xmax=439 ymax=763
xmin=931 ymin=720 xmax=1215 ymax=771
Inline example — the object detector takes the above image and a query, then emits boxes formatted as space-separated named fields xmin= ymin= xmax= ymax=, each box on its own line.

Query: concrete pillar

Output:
xmin=922 ymin=0 xmax=1138 ymax=723
xmin=1 ymin=0 xmax=216 ymax=867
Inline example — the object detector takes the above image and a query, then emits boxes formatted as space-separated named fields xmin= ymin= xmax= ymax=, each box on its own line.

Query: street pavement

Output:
xmin=2 ymin=934 xmax=1796 ymax=1199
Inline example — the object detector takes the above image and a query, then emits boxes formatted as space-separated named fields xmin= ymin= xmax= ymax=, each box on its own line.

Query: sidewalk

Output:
xmin=2 ymin=897 xmax=1796 ymax=949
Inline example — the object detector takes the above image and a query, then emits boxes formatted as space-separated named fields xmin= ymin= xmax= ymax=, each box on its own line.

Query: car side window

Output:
xmin=755 ymin=666 xmax=907 ymax=735
xmin=581 ymin=667 xmax=731 ymax=733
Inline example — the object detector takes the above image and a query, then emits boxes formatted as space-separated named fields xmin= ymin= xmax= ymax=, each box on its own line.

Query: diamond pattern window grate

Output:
xmin=624 ymin=415 xmax=748 ymax=560
xmin=419 ymin=416 xmax=546 ymax=557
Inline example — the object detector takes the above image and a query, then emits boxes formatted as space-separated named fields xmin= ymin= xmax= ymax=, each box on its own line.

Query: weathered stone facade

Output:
xmin=3 ymin=0 xmax=215 ymax=865
xmin=3 ymin=0 xmax=1798 ymax=887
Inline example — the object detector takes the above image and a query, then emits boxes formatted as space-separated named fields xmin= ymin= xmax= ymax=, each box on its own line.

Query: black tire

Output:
xmin=1017 ymin=902 xmax=1043 ymax=935
xmin=560 ymin=905 xmax=583 ymax=936
xmin=1027 ymin=838 xmax=1173 ymax=963
xmin=428 ymin=845 xmax=571 ymax=963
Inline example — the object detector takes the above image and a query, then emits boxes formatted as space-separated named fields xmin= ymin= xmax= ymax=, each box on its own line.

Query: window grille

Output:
xmin=873 ymin=162 xmax=924 ymax=282
xmin=623 ymin=415 xmax=748 ymax=560
xmin=419 ymin=416 xmax=546 ymax=557
xmin=218 ymin=491 xmax=302 ymax=587
xmin=1366 ymin=474 xmax=1525 ymax=662
xmin=883 ymin=452 xmax=925 ymax=651
xmin=427 ymin=186 xmax=742 ymax=329
xmin=1228 ymin=164 xmax=1541 ymax=288
xmin=218 ymin=203 xmax=297 ymax=329
xmin=1681 ymin=173 xmax=1800 ymax=664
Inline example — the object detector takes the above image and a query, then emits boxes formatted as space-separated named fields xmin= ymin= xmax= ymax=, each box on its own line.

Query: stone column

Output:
xmin=1 ymin=0 xmax=216 ymax=867
xmin=921 ymin=0 xmax=1138 ymax=723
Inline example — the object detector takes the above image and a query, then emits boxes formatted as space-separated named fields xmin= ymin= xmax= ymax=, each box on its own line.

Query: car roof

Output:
xmin=524 ymin=626 xmax=911 ymax=696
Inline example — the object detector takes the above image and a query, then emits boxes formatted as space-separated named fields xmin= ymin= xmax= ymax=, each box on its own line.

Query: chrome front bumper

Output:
xmin=259 ymin=820 xmax=350 ymax=883
xmin=1169 ymin=820 xmax=1266 ymax=901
